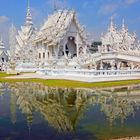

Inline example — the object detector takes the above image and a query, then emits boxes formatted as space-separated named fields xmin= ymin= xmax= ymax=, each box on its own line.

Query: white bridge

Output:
xmin=38 ymin=69 xmax=140 ymax=77
xmin=91 ymin=52 xmax=140 ymax=63
xmin=37 ymin=69 xmax=140 ymax=82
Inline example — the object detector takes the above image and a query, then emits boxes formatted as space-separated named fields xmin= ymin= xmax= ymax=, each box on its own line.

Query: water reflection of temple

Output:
xmin=1 ymin=83 xmax=140 ymax=133
xmin=8 ymin=83 xmax=88 ymax=133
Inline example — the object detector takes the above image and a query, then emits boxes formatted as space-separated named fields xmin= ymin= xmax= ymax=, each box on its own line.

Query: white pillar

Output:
xmin=63 ymin=44 xmax=67 ymax=58
xmin=100 ymin=60 xmax=103 ymax=70
xmin=76 ymin=44 xmax=79 ymax=57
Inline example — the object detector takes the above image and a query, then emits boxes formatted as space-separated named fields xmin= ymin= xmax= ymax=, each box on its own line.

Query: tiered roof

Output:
xmin=35 ymin=10 xmax=88 ymax=46
xmin=0 ymin=37 xmax=9 ymax=57
xmin=25 ymin=3 xmax=33 ymax=26
xmin=0 ymin=37 xmax=5 ymax=50
xmin=15 ymin=2 xmax=36 ymax=54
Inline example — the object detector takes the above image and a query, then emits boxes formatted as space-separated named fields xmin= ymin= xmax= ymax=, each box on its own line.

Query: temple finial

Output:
xmin=110 ymin=16 xmax=114 ymax=28
xmin=121 ymin=18 xmax=128 ymax=32
xmin=27 ymin=0 xmax=30 ymax=9
xmin=109 ymin=16 xmax=115 ymax=32
xmin=53 ymin=0 xmax=61 ymax=11
xmin=122 ymin=18 xmax=125 ymax=29
xmin=0 ymin=36 xmax=5 ymax=49
xmin=25 ymin=0 xmax=33 ymax=26
xmin=53 ymin=0 xmax=57 ymax=11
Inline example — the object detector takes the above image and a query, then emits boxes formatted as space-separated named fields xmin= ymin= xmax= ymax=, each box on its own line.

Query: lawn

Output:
xmin=0 ymin=72 xmax=140 ymax=88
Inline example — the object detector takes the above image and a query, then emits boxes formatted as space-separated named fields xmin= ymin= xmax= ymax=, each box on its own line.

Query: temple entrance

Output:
xmin=48 ymin=52 xmax=50 ymax=59
xmin=58 ymin=45 xmax=64 ymax=59
xmin=2 ymin=58 xmax=4 ymax=62
xmin=65 ymin=36 xmax=77 ymax=58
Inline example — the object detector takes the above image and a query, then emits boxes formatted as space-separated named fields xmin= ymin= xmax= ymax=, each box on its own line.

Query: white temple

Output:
xmin=9 ymin=23 xmax=17 ymax=59
xmin=100 ymin=17 xmax=138 ymax=53
xmin=34 ymin=10 xmax=88 ymax=68
xmin=0 ymin=37 xmax=9 ymax=71
xmin=15 ymin=2 xmax=36 ymax=64
xmin=98 ymin=17 xmax=140 ymax=70
xmin=6 ymin=1 xmax=140 ymax=77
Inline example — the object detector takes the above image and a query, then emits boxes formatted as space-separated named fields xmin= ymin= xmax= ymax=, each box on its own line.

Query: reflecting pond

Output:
xmin=0 ymin=82 xmax=140 ymax=140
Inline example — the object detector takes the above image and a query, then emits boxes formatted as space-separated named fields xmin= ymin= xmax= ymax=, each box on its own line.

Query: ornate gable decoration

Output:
xmin=35 ymin=10 xmax=88 ymax=46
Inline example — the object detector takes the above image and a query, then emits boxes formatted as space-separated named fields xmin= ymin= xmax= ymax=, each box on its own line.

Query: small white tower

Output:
xmin=0 ymin=37 xmax=5 ymax=51
xmin=25 ymin=0 xmax=33 ymax=26
xmin=15 ymin=0 xmax=36 ymax=64
xmin=0 ymin=37 xmax=9 ymax=63
xmin=108 ymin=16 xmax=116 ymax=32
xmin=9 ymin=23 xmax=17 ymax=58
xmin=121 ymin=18 xmax=128 ymax=33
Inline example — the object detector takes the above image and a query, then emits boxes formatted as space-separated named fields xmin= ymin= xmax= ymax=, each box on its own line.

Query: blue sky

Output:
xmin=0 ymin=0 xmax=140 ymax=48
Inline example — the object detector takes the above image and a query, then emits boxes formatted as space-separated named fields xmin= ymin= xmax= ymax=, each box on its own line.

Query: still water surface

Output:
xmin=0 ymin=82 xmax=140 ymax=140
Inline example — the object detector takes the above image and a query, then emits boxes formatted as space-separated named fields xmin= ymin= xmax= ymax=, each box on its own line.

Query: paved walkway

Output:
xmin=6 ymin=73 xmax=140 ymax=82
xmin=110 ymin=137 xmax=140 ymax=140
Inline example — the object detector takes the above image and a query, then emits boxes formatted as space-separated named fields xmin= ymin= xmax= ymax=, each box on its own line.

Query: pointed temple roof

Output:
xmin=108 ymin=16 xmax=116 ymax=32
xmin=25 ymin=0 xmax=33 ymax=26
xmin=0 ymin=37 xmax=9 ymax=57
xmin=15 ymin=0 xmax=36 ymax=54
xmin=122 ymin=19 xmax=125 ymax=29
xmin=34 ymin=10 xmax=88 ymax=46
xmin=121 ymin=18 xmax=128 ymax=33
xmin=0 ymin=37 xmax=5 ymax=50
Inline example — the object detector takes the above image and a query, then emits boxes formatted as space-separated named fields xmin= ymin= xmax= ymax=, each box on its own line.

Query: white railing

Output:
xmin=38 ymin=69 xmax=140 ymax=77
xmin=94 ymin=52 xmax=140 ymax=62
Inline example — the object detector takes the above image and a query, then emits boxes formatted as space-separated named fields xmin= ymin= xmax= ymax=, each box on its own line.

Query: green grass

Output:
xmin=0 ymin=72 xmax=140 ymax=88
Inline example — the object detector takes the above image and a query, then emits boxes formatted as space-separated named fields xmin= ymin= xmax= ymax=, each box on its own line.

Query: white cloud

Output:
xmin=98 ymin=0 xmax=139 ymax=16
xmin=0 ymin=16 xmax=9 ymax=23
xmin=0 ymin=16 xmax=11 ymax=49
xmin=30 ymin=7 xmax=45 ymax=28
xmin=47 ymin=0 xmax=67 ymax=10
xmin=124 ymin=0 xmax=139 ymax=5
xmin=98 ymin=3 xmax=119 ymax=15
xmin=82 ymin=1 xmax=97 ymax=9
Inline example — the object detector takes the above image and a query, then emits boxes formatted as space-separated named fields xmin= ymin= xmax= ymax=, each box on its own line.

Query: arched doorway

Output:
xmin=65 ymin=36 xmax=77 ymax=58
xmin=2 ymin=58 xmax=4 ymax=62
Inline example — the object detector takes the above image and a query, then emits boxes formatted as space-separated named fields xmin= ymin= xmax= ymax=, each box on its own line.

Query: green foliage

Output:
xmin=0 ymin=72 xmax=9 ymax=77
xmin=91 ymin=41 xmax=102 ymax=48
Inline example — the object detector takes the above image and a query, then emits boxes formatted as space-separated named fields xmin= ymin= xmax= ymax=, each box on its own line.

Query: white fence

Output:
xmin=38 ymin=69 xmax=140 ymax=77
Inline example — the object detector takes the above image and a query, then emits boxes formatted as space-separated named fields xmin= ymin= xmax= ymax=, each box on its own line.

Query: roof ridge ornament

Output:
xmin=109 ymin=16 xmax=117 ymax=32
xmin=27 ymin=0 xmax=30 ymax=9
xmin=53 ymin=0 xmax=67 ymax=12
xmin=121 ymin=18 xmax=128 ymax=33
xmin=25 ymin=0 xmax=33 ymax=26
xmin=0 ymin=36 xmax=5 ymax=49
xmin=122 ymin=18 xmax=125 ymax=28
xmin=53 ymin=0 xmax=59 ymax=12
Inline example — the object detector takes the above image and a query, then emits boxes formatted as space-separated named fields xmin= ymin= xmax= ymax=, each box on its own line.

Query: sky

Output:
xmin=0 ymin=0 xmax=140 ymax=49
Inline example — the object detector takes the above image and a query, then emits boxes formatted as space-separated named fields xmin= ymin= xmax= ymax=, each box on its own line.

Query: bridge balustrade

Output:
xmin=39 ymin=69 xmax=140 ymax=77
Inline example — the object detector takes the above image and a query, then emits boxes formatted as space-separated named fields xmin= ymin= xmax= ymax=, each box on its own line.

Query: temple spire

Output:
xmin=0 ymin=37 xmax=5 ymax=49
xmin=28 ymin=0 xmax=30 ymax=9
xmin=109 ymin=16 xmax=116 ymax=32
xmin=121 ymin=18 xmax=128 ymax=32
xmin=53 ymin=0 xmax=63 ymax=11
xmin=9 ymin=22 xmax=17 ymax=58
xmin=53 ymin=0 xmax=58 ymax=11
xmin=25 ymin=0 xmax=33 ymax=26
xmin=122 ymin=18 xmax=125 ymax=29
xmin=54 ymin=0 xmax=56 ymax=11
